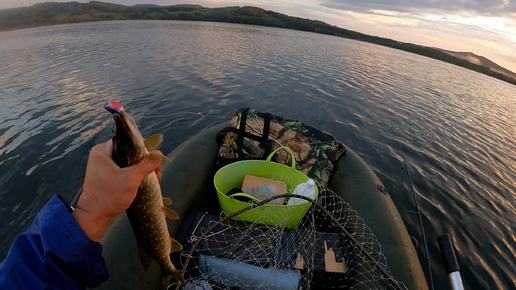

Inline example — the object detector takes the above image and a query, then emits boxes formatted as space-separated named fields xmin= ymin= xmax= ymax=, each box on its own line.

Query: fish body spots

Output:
xmin=110 ymin=105 xmax=183 ymax=282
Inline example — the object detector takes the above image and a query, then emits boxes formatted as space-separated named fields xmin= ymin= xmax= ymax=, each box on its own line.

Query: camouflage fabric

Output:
xmin=217 ymin=108 xmax=346 ymax=186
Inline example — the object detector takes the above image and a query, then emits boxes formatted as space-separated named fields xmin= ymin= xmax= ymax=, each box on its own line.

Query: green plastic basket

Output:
xmin=214 ymin=146 xmax=318 ymax=228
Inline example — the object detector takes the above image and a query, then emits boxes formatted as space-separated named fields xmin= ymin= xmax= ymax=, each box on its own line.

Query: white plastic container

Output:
xmin=287 ymin=179 xmax=316 ymax=206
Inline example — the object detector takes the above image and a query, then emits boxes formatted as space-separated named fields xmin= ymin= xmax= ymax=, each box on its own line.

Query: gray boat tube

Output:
xmin=93 ymin=123 xmax=427 ymax=289
xmin=328 ymin=145 xmax=428 ymax=290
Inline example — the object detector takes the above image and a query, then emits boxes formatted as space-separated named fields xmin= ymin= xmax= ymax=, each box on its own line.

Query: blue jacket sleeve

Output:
xmin=0 ymin=195 xmax=109 ymax=289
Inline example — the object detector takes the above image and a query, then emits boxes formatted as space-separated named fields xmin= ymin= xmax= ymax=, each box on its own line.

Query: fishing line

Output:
xmin=390 ymin=121 xmax=434 ymax=290
xmin=71 ymin=112 xmax=206 ymax=208
xmin=140 ymin=112 xmax=204 ymax=118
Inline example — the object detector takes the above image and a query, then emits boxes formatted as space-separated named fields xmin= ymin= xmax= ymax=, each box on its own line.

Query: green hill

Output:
xmin=0 ymin=1 xmax=514 ymax=86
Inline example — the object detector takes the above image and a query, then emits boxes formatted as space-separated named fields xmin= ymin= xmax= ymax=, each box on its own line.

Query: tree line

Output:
xmin=0 ymin=1 xmax=514 ymax=86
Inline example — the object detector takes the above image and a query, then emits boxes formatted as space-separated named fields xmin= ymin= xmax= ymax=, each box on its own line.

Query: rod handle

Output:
xmin=437 ymin=233 xmax=460 ymax=274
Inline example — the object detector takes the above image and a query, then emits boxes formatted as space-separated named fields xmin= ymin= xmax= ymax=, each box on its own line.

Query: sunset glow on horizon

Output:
xmin=1 ymin=0 xmax=515 ymax=73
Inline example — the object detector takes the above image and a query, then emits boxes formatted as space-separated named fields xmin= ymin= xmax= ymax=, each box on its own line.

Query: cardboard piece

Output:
xmin=241 ymin=175 xmax=287 ymax=205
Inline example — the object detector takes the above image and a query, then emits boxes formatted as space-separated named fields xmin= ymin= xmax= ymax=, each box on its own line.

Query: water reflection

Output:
xmin=0 ymin=21 xmax=515 ymax=289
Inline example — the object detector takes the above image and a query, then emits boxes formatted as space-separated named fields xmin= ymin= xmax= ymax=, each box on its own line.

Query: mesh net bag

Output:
xmin=170 ymin=184 xmax=407 ymax=290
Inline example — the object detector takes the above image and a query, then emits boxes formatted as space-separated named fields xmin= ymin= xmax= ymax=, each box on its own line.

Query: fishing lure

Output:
xmin=105 ymin=101 xmax=124 ymax=114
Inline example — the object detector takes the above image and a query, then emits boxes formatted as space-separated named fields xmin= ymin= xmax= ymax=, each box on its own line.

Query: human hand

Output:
xmin=72 ymin=140 xmax=163 ymax=242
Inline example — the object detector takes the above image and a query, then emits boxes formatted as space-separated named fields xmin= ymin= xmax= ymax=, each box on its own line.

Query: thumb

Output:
xmin=125 ymin=153 xmax=163 ymax=183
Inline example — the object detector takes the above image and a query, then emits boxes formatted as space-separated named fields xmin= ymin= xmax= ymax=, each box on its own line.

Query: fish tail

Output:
xmin=162 ymin=270 xmax=185 ymax=289
xmin=172 ymin=269 xmax=186 ymax=284
xmin=162 ymin=275 xmax=171 ymax=289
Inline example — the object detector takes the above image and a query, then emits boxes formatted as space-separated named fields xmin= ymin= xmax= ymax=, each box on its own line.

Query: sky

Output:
xmin=2 ymin=0 xmax=516 ymax=73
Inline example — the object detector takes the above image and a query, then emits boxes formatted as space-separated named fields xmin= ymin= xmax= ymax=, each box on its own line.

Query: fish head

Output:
xmin=111 ymin=109 xmax=146 ymax=167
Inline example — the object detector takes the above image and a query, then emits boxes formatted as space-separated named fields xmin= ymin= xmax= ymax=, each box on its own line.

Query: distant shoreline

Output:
xmin=1 ymin=1 xmax=515 ymax=86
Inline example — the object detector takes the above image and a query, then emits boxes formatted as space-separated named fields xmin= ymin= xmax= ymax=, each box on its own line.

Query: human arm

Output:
xmin=0 ymin=140 xmax=164 ymax=288
xmin=0 ymin=195 xmax=109 ymax=289
xmin=72 ymin=139 xmax=162 ymax=241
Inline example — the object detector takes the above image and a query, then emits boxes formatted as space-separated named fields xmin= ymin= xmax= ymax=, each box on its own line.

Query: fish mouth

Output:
xmin=113 ymin=111 xmax=142 ymax=146
xmin=113 ymin=111 xmax=138 ymax=132
xmin=113 ymin=110 xmax=127 ymax=125
xmin=111 ymin=110 xmax=145 ymax=166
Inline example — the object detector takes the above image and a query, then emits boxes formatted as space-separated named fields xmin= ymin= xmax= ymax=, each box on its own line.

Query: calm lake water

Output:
xmin=1 ymin=20 xmax=515 ymax=289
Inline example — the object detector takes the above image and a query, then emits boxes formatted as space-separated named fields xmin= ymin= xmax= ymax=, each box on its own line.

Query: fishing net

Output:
xmin=170 ymin=183 xmax=407 ymax=290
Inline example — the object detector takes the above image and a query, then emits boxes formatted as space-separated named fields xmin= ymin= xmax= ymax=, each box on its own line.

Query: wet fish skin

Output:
xmin=112 ymin=111 xmax=146 ymax=167
xmin=111 ymin=110 xmax=185 ymax=286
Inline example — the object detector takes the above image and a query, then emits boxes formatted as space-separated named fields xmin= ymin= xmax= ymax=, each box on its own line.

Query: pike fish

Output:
xmin=105 ymin=101 xmax=185 ymax=287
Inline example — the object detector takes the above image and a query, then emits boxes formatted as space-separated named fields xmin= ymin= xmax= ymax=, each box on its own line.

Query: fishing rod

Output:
xmin=391 ymin=122 xmax=434 ymax=290
xmin=437 ymin=234 xmax=464 ymax=290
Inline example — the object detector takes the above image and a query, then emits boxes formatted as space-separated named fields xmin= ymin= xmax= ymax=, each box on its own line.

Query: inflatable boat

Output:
xmin=94 ymin=121 xmax=429 ymax=290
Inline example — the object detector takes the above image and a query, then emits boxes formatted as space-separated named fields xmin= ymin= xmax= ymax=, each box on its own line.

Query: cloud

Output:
xmin=322 ymin=0 xmax=516 ymax=17
xmin=322 ymin=1 xmax=516 ymax=72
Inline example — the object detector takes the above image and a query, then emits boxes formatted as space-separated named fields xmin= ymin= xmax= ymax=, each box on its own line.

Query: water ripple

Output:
xmin=0 ymin=21 xmax=515 ymax=289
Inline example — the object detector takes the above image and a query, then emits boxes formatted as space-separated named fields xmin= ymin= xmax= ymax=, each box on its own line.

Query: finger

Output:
xmin=91 ymin=139 xmax=114 ymax=158
xmin=99 ymin=139 xmax=114 ymax=158
xmin=89 ymin=142 xmax=119 ymax=174
xmin=125 ymin=154 xmax=162 ymax=182
xmin=155 ymin=163 xmax=162 ymax=182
